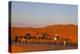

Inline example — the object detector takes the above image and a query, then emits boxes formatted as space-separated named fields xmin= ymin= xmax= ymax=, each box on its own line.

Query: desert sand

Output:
xmin=10 ymin=24 xmax=78 ymax=53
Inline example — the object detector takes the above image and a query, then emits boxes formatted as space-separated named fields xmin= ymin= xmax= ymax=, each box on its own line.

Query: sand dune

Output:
xmin=10 ymin=24 xmax=78 ymax=53
xmin=11 ymin=24 xmax=78 ymax=44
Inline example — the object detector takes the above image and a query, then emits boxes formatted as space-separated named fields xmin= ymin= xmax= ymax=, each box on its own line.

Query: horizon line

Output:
xmin=11 ymin=24 xmax=78 ymax=28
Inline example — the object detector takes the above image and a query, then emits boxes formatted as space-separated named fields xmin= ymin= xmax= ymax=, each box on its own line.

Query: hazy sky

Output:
xmin=11 ymin=1 xmax=78 ymax=28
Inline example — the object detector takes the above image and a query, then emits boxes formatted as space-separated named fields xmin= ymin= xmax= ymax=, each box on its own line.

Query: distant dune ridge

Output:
xmin=11 ymin=24 xmax=78 ymax=44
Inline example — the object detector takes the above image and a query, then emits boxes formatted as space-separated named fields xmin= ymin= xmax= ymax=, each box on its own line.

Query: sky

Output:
xmin=11 ymin=1 xmax=78 ymax=28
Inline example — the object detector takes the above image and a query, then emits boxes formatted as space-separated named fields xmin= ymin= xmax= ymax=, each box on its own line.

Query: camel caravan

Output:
xmin=14 ymin=32 xmax=71 ymax=46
